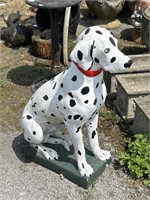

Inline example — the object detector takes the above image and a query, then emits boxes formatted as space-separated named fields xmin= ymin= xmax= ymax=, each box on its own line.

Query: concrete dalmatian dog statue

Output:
xmin=21 ymin=26 xmax=132 ymax=177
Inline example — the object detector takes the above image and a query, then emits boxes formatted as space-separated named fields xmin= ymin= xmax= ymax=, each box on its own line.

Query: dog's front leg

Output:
xmin=65 ymin=123 xmax=94 ymax=177
xmin=85 ymin=113 xmax=111 ymax=161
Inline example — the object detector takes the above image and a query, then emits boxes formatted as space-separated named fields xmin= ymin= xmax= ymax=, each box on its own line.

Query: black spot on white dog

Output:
xmin=33 ymin=131 xmax=36 ymax=135
xmin=47 ymin=122 xmax=51 ymax=124
xmin=77 ymin=50 xmax=83 ymax=61
xmin=84 ymin=100 xmax=89 ymax=104
xmin=110 ymin=57 xmax=116 ymax=63
xmin=43 ymin=95 xmax=48 ymax=101
xmin=82 ymin=163 xmax=85 ymax=168
xmin=92 ymin=130 xmax=96 ymax=139
xmin=74 ymin=115 xmax=81 ymax=120
xmin=68 ymin=92 xmax=74 ymax=98
xmin=109 ymin=37 xmax=116 ymax=46
xmin=96 ymin=30 xmax=102 ymax=35
xmin=96 ymin=83 xmax=99 ymax=88
xmin=78 ymin=150 xmax=81 ymax=155
xmin=32 ymin=102 xmax=37 ymax=108
xmin=52 ymin=82 xmax=57 ymax=89
xmin=51 ymin=113 xmax=56 ymax=117
xmin=27 ymin=115 xmax=32 ymax=120
xmin=80 ymin=117 xmax=83 ymax=120
xmin=94 ymin=57 xmax=99 ymax=63
xmin=70 ymin=99 xmax=76 ymax=107
xmin=58 ymin=95 xmax=63 ymax=101
xmin=101 ymin=95 xmax=104 ymax=100
xmin=81 ymin=86 xmax=90 ymax=95
xmin=94 ymin=98 xmax=97 ymax=105
xmin=68 ymin=115 xmax=72 ymax=120
xmin=71 ymin=75 xmax=77 ymax=81
xmin=85 ymin=28 xmax=90 ymax=35
xmin=60 ymin=83 xmax=63 ymax=88
xmin=76 ymin=126 xmax=81 ymax=133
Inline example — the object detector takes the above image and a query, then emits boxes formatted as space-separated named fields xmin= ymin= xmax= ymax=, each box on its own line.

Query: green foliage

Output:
xmin=100 ymin=109 xmax=120 ymax=122
xmin=119 ymin=134 xmax=150 ymax=186
xmin=0 ymin=79 xmax=6 ymax=88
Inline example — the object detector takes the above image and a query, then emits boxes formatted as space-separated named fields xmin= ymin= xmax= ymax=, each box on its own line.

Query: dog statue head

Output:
xmin=70 ymin=26 xmax=132 ymax=74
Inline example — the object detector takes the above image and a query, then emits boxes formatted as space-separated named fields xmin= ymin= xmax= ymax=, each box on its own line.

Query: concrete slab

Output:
xmin=113 ymin=73 xmax=150 ymax=119
xmin=130 ymin=95 xmax=150 ymax=134
xmin=25 ymin=144 xmax=111 ymax=189
xmin=104 ymin=54 xmax=150 ymax=94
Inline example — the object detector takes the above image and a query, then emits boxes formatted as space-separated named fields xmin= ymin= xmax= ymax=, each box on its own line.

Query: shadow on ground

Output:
xmin=7 ymin=65 xmax=52 ymax=86
xmin=12 ymin=133 xmax=31 ymax=163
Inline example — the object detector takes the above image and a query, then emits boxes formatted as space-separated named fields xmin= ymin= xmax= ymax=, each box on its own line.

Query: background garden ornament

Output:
xmin=86 ymin=0 xmax=125 ymax=29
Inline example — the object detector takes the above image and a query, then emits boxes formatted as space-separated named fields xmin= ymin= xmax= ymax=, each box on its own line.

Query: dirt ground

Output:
xmin=0 ymin=1 xmax=149 ymax=199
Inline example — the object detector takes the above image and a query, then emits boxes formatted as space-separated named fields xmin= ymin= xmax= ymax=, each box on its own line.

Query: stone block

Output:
xmin=130 ymin=96 xmax=150 ymax=134
xmin=25 ymin=144 xmax=111 ymax=189
xmin=113 ymin=73 xmax=150 ymax=119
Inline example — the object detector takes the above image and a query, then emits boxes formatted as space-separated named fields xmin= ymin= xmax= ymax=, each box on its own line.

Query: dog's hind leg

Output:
xmin=44 ymin=124 xmax=72 ymax=151
xmin=22 ymin=114 xmax=58 ymax=160
xmin=43 ymin=133 xmax=72 ymax=151
xmin=85 ymin=113 xmax=111 ymax=161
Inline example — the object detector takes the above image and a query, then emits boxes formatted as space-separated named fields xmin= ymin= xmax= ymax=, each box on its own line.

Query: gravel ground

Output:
xmin=0 ymin=130 xmax=150 ymax=200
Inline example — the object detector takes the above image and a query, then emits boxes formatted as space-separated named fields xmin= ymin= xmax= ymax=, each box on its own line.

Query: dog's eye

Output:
xmin=104 ymin=48 xmax=110 ymax=53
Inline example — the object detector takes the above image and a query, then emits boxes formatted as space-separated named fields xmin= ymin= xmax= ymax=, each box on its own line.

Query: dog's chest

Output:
xmin=29 ymin=65 xmax=106 ymax=121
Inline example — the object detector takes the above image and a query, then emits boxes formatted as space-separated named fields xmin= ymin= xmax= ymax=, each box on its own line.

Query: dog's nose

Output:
xmin=124 ymin=59 xmax=132 ymax=68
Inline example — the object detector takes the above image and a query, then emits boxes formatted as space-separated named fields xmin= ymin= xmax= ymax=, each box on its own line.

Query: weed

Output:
xmin=119 ymin=134 xmax=150 ymax=186
xmin=100 ymin=108 xmax=120 ymax=122
xmin=0 ymin=79 xmax=6 ymax=88
xmin=0 ymin=65 xmax=13 ymax=72
xmin=0 ymin=0 xmax=6 ymax=3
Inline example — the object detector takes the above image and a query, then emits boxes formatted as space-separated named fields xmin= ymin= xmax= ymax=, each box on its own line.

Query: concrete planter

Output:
xmin=86 ymin=0 xmax=125 ymax=20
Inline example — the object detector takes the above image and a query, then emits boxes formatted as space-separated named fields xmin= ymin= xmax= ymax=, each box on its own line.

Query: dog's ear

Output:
xmin=70 ymin=39 xmax=95 ymax=70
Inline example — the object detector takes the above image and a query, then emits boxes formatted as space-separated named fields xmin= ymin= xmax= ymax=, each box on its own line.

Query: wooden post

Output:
xmin=50 ymin=9 xmax=60 ymax=66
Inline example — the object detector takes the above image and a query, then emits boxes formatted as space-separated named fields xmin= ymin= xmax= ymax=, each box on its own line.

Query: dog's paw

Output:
xmin=94 ymin=149 xmax=111 ymax=161
xmin=100 ymin=150 xmax=111 ymax=160
xmin=62 ymin=134 xmax=72 ymax=147
xmin=33 ymin=145 xmax=59 ymax=160
xmin=78 ymin=162 xmax=94 ymax=177
xmin=58 ymin=134 xmax=72 ymax=151
xmin=43 ymin=147 xmax=59 ymax=160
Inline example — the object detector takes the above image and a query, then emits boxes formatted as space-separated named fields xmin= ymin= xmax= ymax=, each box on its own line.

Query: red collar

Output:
xmin=74 ymin=62 xmax=103 ymax=77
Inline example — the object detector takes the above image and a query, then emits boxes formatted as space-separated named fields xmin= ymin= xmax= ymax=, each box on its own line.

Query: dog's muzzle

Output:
xmin=124 ymin=59 xmax=132 ymax=68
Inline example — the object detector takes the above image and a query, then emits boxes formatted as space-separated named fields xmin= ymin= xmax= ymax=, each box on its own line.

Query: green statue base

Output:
xmin=25 ymin=144 xmax=111 ymax=189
